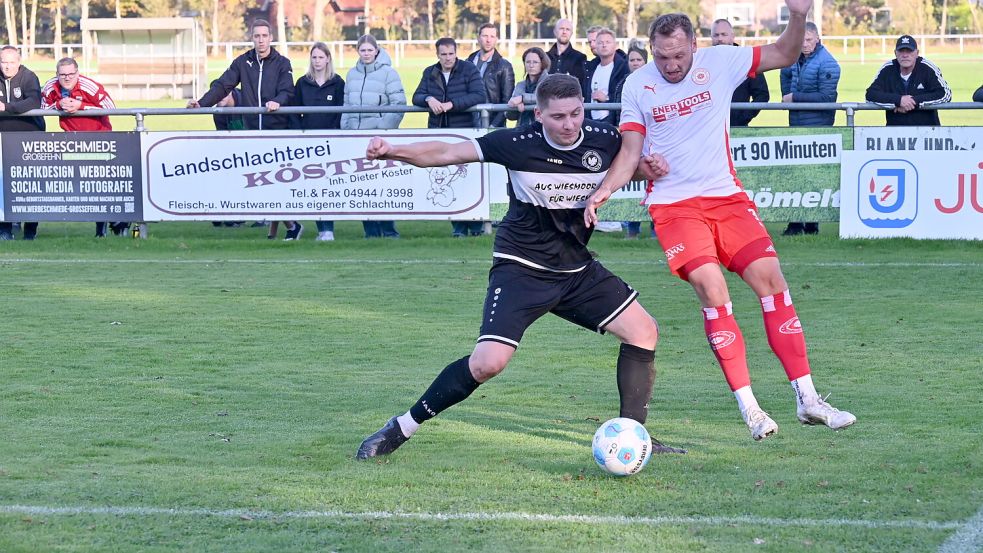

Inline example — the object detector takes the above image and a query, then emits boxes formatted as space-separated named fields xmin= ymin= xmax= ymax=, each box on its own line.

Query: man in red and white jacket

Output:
xmin=42 ymin=57 xmax=121 ymax=237
xmin=41 ymin=57 xmax=114 ymax=132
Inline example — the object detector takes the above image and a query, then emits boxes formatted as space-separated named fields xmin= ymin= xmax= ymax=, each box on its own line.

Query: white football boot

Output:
xmin=743 ymin=407 xmax=779 ymax=441
xmin=797 ymin=397 xmax=857 ymax=429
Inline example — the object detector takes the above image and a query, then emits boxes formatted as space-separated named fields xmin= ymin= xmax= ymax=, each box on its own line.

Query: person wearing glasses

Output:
xmin=41 ymin=57 xmax=114 ymax=132
xmin=41 ymin=57 xmax=120 ymax=237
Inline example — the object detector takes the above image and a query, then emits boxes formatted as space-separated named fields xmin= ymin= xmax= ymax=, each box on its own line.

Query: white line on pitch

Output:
xmin=0 ymin=258 xmax=979 ymax=268
xmin=938 ymin=504 xmax=983 ymax=553
xmin=0 ymin=504 xmax=964 ymax=531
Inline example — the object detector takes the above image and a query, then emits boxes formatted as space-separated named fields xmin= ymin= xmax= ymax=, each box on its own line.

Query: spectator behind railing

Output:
xmin=413 ymin=37 xmax=488 ymax=238
xmin=779 ymin=21 xmax=839 ymax=236
xmin=189 ymin=19 xmax=295 ymax=133
xmin=583 ymin=28 xmax=629 ymax=126
xmin=209 ymin=80 xmax=246 ymax=229
xmin=611 ymin=40 xmax=654 ymax=240
xmin=974 ymin=84 xmax=983 ymax=102
xmin=42 ymin=56 xmax=122 ymax=238
xmin=466 ymin=23 xmax=515 ymax=128
xmin=547 ymin=18 xmax=588 ymax=88
xmin=292 ymin=42 xmax=345 ymax=242
xmin=712 ymin=19 xmax=770 ymax=127
xmin=507 ymin=47 xmax=550 ymax=128
xmin=0 ymin=45 xmax=44 ymax=241
xmin=865 ymin=35 xmax=952 ymax=126
xmin=342 ymin=34 xmax=404 ymax=239
xmin=412 ymin=37 xmax=487 ymax=130
xmin=210 ymin=83 xmax=244 ymax=131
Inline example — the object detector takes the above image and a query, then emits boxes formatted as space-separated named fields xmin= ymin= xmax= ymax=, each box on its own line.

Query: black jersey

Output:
xmin=474 ymin=121 xmax=622 ymax=272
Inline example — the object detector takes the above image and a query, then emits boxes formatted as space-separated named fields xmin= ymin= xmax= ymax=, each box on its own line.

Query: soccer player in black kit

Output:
xmin=356 ymin=74 xmax=685 ymax=459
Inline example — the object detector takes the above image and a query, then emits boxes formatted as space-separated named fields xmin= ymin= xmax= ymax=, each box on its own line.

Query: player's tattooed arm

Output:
xmin=366 ymin=137 xmax=479 ymax=168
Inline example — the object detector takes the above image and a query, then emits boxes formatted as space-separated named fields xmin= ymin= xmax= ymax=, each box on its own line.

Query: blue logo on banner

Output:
xmin=857 ymin=160 xmax=918 ymax=228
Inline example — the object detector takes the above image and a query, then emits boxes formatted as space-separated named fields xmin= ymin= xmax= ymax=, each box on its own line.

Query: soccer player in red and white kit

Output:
xmin=585 ymin=0 xmax=856 ymax=441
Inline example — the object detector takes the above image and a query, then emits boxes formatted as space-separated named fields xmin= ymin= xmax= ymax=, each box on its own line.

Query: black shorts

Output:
xmin=477 ymin=259 xmax=639 ymax=348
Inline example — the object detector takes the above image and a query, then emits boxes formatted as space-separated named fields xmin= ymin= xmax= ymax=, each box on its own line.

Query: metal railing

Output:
xmin=9 ymin=102 xmax=983 ymax=131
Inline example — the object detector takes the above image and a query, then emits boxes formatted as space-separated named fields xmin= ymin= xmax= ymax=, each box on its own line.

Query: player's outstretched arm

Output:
xmin=584 ymin=131 xmax=645 ymax=227
xmin=757 ymin=0 xmax=813 ymax=73
xmin=365 ymin=137 xmax=479 ymax=167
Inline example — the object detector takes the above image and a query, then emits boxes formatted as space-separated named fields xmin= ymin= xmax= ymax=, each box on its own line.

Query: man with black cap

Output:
xmin=865 ymin=35 xmax=951 ymax=126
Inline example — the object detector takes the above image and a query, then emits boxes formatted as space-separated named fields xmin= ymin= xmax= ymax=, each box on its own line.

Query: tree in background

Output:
xmin=639 ymin=0 xmax=700 ymax=33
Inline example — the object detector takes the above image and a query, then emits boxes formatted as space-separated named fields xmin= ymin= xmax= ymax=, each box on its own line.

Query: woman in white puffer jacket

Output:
xmin=343 ymin=34 xmax=405 ymax=238
xmin=342 ymin=35 xmax=405 ymax=131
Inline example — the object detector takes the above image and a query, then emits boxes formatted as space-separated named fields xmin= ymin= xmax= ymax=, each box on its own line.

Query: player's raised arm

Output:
xmin=757 ymin=0 xmax=813 ymax=72
xmin=366 ymin=137 xmax=479 ymax=168
xmin=583 ymin=130 xmax=645 ymax=227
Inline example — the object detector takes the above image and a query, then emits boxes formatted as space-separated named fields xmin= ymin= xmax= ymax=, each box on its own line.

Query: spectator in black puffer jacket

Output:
xmin=412 ymin=37 xmax=487 ymax=130
xmin=413 ymin=37 xmax=487 ymax=237
xmin=189 ymin=19 xmax=295 ymax=132
xmin=466 ymin=23 xmax=515 ymax=128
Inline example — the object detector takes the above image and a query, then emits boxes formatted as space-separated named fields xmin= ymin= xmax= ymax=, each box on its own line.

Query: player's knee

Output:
xmin=469 ymin=351 xmax=509 ymax=382
xmin=632 ymin=316 xmax=659 ymax=350
xmin=692 ymin=280 xmax=730 ymax=306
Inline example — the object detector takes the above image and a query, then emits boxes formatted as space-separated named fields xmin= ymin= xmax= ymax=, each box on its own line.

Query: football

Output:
xmin=591 ymin=417 xmax=652 ymax=476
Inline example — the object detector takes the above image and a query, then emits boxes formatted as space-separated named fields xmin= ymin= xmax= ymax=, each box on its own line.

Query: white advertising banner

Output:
xmin=727 ymin=133 xmax=842 ymax=167
xmin=839 ymin=150 xmax=983 ymax=239
xmin=141 ymin=130 xmax=490 ymax=221
xmin=855 ymin=126 xmax=981 ymax=151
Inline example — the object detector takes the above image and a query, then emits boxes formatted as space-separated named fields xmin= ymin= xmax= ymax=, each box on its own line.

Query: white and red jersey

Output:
xmin=619 ymin=46 xmax=761 ymax=204
xmin=41 ymin=74 xmax=115 ymax=132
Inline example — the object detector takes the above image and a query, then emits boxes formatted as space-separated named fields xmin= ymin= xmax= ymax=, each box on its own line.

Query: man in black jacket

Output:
xmin=0 ymin=45 xmax=44 ymax=240
xmin=413 ymin=37 xmax=488 ymax=237
xmin=467 ymin=23 xmax=515 ymax=128
xmin=188 ymin=19 xmax=294 ymax=131
xmin=865 ymin=35 xmax=951 ymax=126
xmin=582 ymin=28 xmax=629 ymax=126
xmin=711 ymin=19 xmax=770 ymax=127
xmin=547 ymin=18 xmax=587 ymax=88
xmin=412 ymin=37 xmax=487 ymax=130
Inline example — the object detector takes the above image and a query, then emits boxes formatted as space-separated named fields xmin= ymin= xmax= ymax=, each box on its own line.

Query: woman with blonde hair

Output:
xmin=342 ymin=34 xmax=405 ymax=238
xmin=291 ymin=42 xmax=345 ymax=241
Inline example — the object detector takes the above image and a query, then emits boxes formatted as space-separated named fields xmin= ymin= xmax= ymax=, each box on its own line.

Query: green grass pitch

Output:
xmin=0 ymin=221 xmax=980 ymax=551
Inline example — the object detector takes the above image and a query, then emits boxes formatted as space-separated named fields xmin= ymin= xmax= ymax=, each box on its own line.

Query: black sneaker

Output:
xmin=356 ymin=417 xmax=409 ymax=460
xmin=651 ymin=437 xmax=687 ymax=454
xmin=284 ymin=222 xmax=304 ymax=241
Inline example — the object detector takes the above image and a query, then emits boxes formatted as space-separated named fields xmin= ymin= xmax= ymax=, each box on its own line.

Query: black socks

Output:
xmin=617 ymin=343 xmax=656 ymax=424
xmin=409 ymin=356 xmax=481 ymax=424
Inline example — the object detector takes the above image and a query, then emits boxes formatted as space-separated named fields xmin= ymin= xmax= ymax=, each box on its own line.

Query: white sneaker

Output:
xmin=797 ymin=398 xmax=857 ymax=429
xmin=743 ymin=407 xmax=779 ymax=441
xmin=316 ymin=231 xmax=335 ymax=241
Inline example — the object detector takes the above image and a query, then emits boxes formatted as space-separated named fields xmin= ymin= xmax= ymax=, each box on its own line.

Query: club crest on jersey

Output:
xmin=582 ymin=150 xmax=602 ymax=171
xmin=691 ymin=68 xmax=710 ymax=85
xmin=13 ymin=87 xmax=22 ymax=98
xmin=779 ymin=317 xmax=802 ymax=334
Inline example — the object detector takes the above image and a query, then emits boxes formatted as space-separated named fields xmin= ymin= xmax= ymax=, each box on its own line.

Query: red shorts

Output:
xmin=648 ymin=193 xmax=777 ymax=280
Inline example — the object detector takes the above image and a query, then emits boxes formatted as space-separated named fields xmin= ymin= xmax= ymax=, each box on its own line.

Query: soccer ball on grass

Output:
xmin=591 ymin=417 xmax=652 ymax=476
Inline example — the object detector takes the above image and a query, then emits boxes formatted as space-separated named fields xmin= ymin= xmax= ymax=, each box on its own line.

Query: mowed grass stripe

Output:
xmin=0 ymin=504 xmax=965 ymax=531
